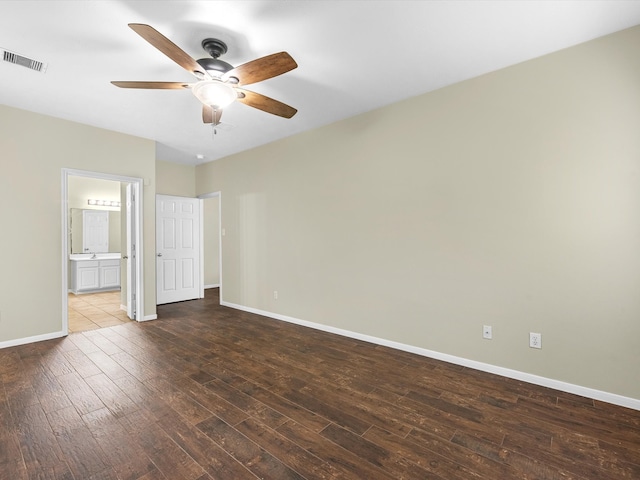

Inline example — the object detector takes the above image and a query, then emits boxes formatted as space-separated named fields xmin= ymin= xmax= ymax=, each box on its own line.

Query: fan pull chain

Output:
xmin=211 ymin=107 xmax=218 ymax=140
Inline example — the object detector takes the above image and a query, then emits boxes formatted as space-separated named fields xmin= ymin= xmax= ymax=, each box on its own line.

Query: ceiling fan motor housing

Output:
xmin=196 ymin=57 xmax=233 ymax=77
xmin=197 ymin=38 xmax=234 ymax=77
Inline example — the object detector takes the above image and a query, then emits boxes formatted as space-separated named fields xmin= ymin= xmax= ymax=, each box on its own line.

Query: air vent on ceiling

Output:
xmin=2 ymin=48 xmax=47 ymax=73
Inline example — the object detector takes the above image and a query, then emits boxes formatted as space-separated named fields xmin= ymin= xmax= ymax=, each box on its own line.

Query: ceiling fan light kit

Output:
xmin=191 ymin=80 xmax=237 ymax=108
xmin=111 ymin=24 xmax=298 ymax=127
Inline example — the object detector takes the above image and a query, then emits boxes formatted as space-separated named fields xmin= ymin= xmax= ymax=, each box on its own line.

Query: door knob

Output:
xmin=122 ymin=255 xmax=128 ymax=259
xmin=157 ymin=253 xmax=163 ymax=257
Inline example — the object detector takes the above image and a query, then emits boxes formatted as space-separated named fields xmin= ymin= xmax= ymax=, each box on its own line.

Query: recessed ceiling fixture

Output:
xmin=2 ymin=48 xmax=47 ymax=73
xmin=111 ymin=24 xmax=298 ymax=128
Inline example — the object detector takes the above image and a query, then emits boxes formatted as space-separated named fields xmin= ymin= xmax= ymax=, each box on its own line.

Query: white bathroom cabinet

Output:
xmin=70 ymin=255 xmax=121 ymax=294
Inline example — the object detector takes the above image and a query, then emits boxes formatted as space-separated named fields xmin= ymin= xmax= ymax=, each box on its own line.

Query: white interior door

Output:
xmin=156 ymin=194 xmax=201 ymax=305
xmin=83 ymin=210 xmax=109 ymax=253
xmin=126 ymin=183 xmax=136 ymax=319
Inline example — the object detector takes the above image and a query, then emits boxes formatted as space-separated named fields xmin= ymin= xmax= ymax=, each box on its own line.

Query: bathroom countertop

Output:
xmin=69 ymin=253 xmax=121 ymax=261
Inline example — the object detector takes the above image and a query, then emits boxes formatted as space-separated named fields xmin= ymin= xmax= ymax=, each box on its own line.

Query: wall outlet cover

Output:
xmin=529 ymin=332 xmax=542 ymax=349
xmin=483 ymin=325 xmax=492 ymax=339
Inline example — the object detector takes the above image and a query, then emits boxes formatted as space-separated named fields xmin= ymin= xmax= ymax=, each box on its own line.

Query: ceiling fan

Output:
xmin=112 ymin=24 xmax=298 ymax=125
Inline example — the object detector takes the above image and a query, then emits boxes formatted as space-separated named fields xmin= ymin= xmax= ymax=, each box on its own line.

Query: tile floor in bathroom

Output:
xmin=67 ymin=290 xmax=133 ymax=333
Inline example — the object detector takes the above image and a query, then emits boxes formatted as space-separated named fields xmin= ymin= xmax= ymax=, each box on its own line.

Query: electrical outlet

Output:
xmin=273 ymin=290 xmax=278 ymax=300
xmin=483 ymin=325 xmax=492 ymax=339
xmin=529 ymin=332 xmax=542 ymax=349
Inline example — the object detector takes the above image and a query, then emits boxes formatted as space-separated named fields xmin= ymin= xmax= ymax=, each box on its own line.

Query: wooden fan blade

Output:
xmin=223 ymin=52 xmax=297 ymax=87
xmin=111 ymin=81 xmax=191 ymax=89
xmin=236 ymin=88 xmax=297 ymax=118
xmin=202 ymin=105 xmax=223 ymax=125
xmin=128 ymin=23 xmax=207 ymax=79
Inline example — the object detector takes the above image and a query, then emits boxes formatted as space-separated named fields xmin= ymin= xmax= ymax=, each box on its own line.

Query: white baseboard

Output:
xmin=0 ymin=331 xmax=66 ymax=350
xmin=120 ymin=304 xmax=127 ymax=312
xmin=204 ymin=284 xmax=220 ymax=289
xmin=220 ymin=300 xmax=640 ymax=411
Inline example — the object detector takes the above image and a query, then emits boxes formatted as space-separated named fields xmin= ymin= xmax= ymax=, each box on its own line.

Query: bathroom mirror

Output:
xmin=69 ymin=208 xmax=121 ymax=254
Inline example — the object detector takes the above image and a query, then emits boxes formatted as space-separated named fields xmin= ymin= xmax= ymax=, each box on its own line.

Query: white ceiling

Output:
xmin=2 ymin=1 xmax=640 ymax=166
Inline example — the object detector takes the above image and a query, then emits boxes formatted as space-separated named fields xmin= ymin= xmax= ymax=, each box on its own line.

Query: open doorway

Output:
xmin=200 ymin=192 xmax=222 ymax=301
xmin=61 ymin=169 xmax=143 ymax=334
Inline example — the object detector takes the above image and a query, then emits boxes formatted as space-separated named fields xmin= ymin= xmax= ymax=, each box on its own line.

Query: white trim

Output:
xmin=197 ymin=191 xmax=222 ymax=303
xmin=0 ymin=331 xmax=66 ymax=350
xmin=61 ymin=170 xmax=70 ymax=334
xmin=131 ymin=180 xmax=144 ymax=321
xmin=199 ymin=199 xmax=205 ymax=298
xmin=62 ymin=168 xmax=145 ymax=326
xmin=120 ymin=304 xmax=128 ymax=312
xmin=218 ymin=193 xmax=222 ymax=302
xmin=141 ymin=314 xmax=157 ymax=322
xmin=220 ymin=300 xmax=640 ymax=411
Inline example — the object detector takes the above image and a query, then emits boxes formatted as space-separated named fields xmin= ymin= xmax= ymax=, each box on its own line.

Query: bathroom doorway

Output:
xmin=62 ymin=169 xmax=143 ymax=334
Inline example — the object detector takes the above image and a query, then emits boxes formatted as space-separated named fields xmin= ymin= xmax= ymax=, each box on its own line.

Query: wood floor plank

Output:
xmin=203 ymin=378 xmax=287 ymax=429
xmin=276 ymin=419 xmax=397 ymax=479
xmin=450 ymin=430 xmax=588 ymax=479
xmin=155 ymin=409 xmax=258 ymax=480
xmin=46 ymin=405 xmax=113 ymax=479
xmin=269 ymin=382 xmax=374 ymax=435
xmin=406 ymin=424 xmax=519 ymax=478
xmin=0 ymin=397 xmax=28 ymax=480
xmin=87 ymin=349 xmax=134 ymax=381
xmin=83 ymin=372 xmax=139 ymax=419
xmin=63 ymin=348 xmax=103 ymax=378
xmin=25 ymin=463 xmax=75 ymax=480
xmin=319 ymin=422 xmax=440 ymax=479
xmin=235 ymin=380 xmax=332 ymax=433
xmin=56 ymin=370 xmax=105 ymax=415
xmin=235 ymin=417 xmax=344 ymax=479
xmin=82 ymin=407 xmax=157 ymax=480
xmin=196 ymin=416 xmax=305 ymax=480
xmin=29 ymin=364 xmax=73 ymax=414
xmin=136 ymin=422 xmax=206 ymax=480
xmin=83 ymin=330 xmax=125 ymax=356
xmin=144 ymin=376 xmax=214 ymax=425
xmin=13 ymin=403 xmax=65 ymax=472
xmin=363 ymin=424 xmax=488 ymax=480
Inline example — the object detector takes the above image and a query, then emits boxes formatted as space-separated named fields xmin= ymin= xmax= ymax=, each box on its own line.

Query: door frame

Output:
xmin=61 ymin=168 xmax=144 ymax=332
xmin=198 ymin=191 xmax=222 ymax=302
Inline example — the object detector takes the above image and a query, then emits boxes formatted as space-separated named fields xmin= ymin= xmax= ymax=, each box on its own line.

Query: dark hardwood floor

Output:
xmin=1 ymin=288 xmax=639 ymax=479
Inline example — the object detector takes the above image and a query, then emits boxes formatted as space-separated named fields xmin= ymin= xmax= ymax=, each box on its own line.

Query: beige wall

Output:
xmin=196 ymin=26 xmax=640 ymax=400
xmin=156 ymin=160 xmax=196 ymax=197
xmin=0 ymin=105 xmax=156 ymax=343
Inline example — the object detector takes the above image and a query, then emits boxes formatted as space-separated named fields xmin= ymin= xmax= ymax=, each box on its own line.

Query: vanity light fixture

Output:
xmin=88 ymin=199 xmax=121 ymax=207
